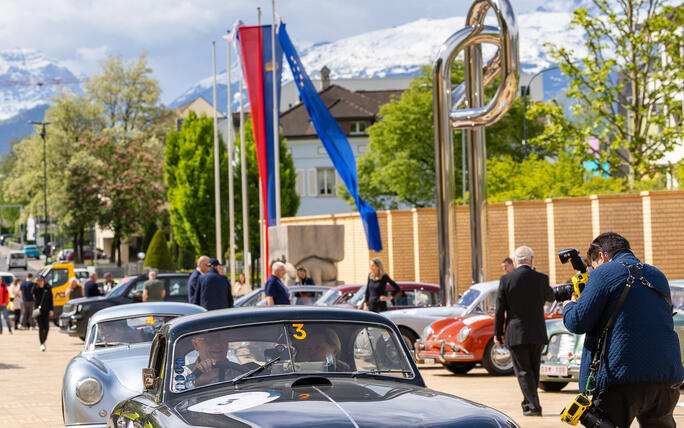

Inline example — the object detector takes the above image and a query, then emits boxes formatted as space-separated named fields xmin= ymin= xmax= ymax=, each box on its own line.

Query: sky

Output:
xmin=0 ymin=0 xmax=553 ymax=105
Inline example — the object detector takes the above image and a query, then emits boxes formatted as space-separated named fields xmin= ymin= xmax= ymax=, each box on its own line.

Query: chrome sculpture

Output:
xmin=433 ymin=0 xmax=519 ymax=305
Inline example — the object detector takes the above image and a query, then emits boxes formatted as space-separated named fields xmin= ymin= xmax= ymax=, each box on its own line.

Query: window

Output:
xmin=45 ymin=268 xmax=69 ymax=288
xmin=350 ymin=121 xmax=367 ymax=135
xmin=167 ymin=277 xmax=188 ymax=297
xmin=295 ymin=169 xmax=305 ymax=196
xmin=317 ymin=167 xmax=336 ymax=196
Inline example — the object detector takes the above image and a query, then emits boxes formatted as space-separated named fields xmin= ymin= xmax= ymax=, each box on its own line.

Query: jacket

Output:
xmin=494 ymin=265 xmax=554 ymax=346
xmin=563 ymin=250 xmax=684 ymax=393
xmin=187 ymin=268 xmax=201 ymax=304
xmin=0 ymin=283 xmax=9 ymax=306
xmin=194 ymin=268 xmax=233 ymax=310
xmin=32 ymin=285 xmax=54 ymax=314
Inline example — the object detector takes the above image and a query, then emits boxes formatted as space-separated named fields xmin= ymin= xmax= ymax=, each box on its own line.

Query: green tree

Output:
xmin=143 ymin=229 xmax=174 ymax=271
xmin=532 ymin=0 xmax=684 ymax=183
xmin=165 ymin=111 xmax=229 ymax=259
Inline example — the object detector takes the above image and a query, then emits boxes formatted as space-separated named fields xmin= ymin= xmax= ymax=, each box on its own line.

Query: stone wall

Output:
xmin=280 ymin=190 xmax=684 ymax=292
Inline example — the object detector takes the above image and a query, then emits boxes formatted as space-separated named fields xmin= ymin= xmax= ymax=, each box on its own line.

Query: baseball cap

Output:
xmin=208 ymin=258 xmax=222 ymax=267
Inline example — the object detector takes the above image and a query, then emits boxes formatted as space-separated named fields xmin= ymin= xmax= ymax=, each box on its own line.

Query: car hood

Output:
xmin=170 ymin=377 xmax=518 ymax=427
xmin=83 ymin=343 xmax=151 ymax=393
xmin=384 ymin=305 xmax=466 ymax=321
xmin=67 ymin=295 xmax=109 ymax=306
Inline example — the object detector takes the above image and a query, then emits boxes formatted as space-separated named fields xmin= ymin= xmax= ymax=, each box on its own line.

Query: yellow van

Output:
xmin=36 ymin=262 xmax=75 ymax=320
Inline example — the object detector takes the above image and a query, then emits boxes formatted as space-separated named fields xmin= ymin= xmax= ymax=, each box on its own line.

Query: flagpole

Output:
xmin=257 ymin=6 xmax=266 ymax=282
xmin=271 ymin=0 xmax=281 ymax=224
xmin=225 ymin=31 xmax=236 ymax=285
xmin=239 ymin=72 xmax=251 ymax=289
xmin=211 ymin=41 xmax=223 ymax=262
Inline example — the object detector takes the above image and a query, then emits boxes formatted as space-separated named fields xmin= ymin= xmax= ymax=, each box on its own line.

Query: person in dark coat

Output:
xmin=188 ymin=255 xmax=209 ymax=303
xmin=294 ymin=266 xmax=315 ymax=285
xmin=84 ymin=272 xmax=102 ymax=297
xmin=19 ymin=273 xmax=36 ymax=329
xmin=362 ymin=258 xmax=400 ymax=313
xmin=194 ymin=258 xmax=232 ymax=310
xmin=494 ymin=246 xmax=554 ymax=417
xmin=32 ymin=276 xmax=54 ymax=352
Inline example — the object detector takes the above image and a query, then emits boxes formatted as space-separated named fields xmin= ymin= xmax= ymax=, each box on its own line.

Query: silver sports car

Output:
xmin=61 ymin=302 xmax=205 ymax=427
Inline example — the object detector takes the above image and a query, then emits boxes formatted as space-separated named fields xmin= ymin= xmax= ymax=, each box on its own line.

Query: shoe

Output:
xmin=523 ymin=409 xmax=542 ymax=416
xmin=40 ymin=344 xmax=45 ymax=352
xmin=8 ymin=330 xmax=12 ymax=335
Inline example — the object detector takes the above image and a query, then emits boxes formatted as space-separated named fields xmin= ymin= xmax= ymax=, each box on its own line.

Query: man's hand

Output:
xmin=196 ymin=358 xmax=216 ymax=373
xmin=49 ymin=310 xmax=53 ymax=318
xmin=571 ymin=292 xmax=578 ymax=303
xmin=493 ymin=336 xmax=502 ymax=346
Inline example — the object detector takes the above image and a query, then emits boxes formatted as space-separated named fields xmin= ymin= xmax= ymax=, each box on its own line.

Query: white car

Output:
xmin=74 ymin=268 xmax=90 ymax=284
xmin=6 ymin=251 xmax=27 ymax=270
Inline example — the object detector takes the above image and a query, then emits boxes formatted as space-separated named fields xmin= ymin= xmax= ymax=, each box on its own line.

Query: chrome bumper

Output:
xmin=415 ymin=339 xmax=475 ymax=362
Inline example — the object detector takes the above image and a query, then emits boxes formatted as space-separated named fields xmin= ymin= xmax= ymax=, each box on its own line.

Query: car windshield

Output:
xmin=171 ymin=321 xmax=414 ymax=393
xmin=107 ymin=278 xmax=132 ymax=297
xmin=86 ymin=314 xmax=178 ymax=350
xmin=349 ymin=286 xmax=367 ymax=306
xmin=457 ymin=288 xmax=480 ymax=307
xmin=10 ymin=253 xmax=24 ymax=259
xmin=671 ymin=285 xmax=684 ymax=310
xmin=315 ymin=289 xmax=341 ymax=306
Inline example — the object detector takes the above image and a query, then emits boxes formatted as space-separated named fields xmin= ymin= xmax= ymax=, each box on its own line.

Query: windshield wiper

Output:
xmin=230 ymin=357 xmax=281 ymax=384
xmin=351 ymin=369 xmax=412 ymax=377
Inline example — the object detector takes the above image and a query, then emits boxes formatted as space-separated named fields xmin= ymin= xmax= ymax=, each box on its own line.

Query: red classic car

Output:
xmin=416 ymin=299 xmax=563 ymax=375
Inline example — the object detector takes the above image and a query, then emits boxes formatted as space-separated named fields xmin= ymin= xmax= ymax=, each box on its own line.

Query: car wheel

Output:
xmin=399 ymin=327 xmax=418 ymax=357
xmin=482 ymin=338 xmax=514 ymax=375
xmin=539 ymin=381 xmax=569 ymax=392
xmin=443 ymin=362 xmax=476 ymax=374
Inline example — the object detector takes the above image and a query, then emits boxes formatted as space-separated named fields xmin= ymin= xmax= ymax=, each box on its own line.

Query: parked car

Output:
xmin=66 ymin=247 xmax=107 ymax=261
xmin=415 ymin=298 xmax=563 ymax=375
xmin=57 ymin=249 xmax=73 ymax=261
xmin=73 ymin=268 xmax=90 ymax=284
xmin=22 ymin=244 xmax=41 ymax=259
xmin=6 ymin=250 xmax=27 ymax=270
xmin=234 ymin=285 xmax=331 ymax=307
xmin=108 ymin=306 xmax=520 ymax=428
xmin=341 ymin=281 xmax=441 ymax=311
xmin=0 ymin=233 xmax=13 ymax=245
xmin=383 ymin=280 xmax=498 ymax=354
xmin=59 ymin=272 xmax=191 ymax=340
xmin=62 ymin=302 xmax=205 ymax=427
xmin=538 ymin=281 xmax=684 ymax=391
xmin=314 ymin=284 xmax=362 ymax=306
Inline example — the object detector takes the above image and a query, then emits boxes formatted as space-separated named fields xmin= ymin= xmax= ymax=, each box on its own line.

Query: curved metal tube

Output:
xmin=433 ymin=0 xmax=519 ymax=305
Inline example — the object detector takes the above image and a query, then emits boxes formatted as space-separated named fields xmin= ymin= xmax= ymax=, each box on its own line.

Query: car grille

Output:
xmin=546 ymin=333 xmax=575 ymax=363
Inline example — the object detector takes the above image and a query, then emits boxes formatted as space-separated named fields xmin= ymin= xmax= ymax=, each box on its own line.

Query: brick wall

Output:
xmin=280 ymin=190 xmax=684 ymax=285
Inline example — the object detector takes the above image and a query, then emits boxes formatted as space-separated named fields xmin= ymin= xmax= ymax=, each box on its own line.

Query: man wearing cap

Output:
xmin=265 ymin=262 xmax=290 ymax=306
xmin=194 ymin=258 xmax=233 ymax=311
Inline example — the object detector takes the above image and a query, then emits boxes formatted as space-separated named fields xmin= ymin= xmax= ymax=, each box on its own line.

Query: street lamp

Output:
xmin=28 ymin=120 xmax=52 ymax=260
xmin=521 ymin=65 xmax=560 ymax=159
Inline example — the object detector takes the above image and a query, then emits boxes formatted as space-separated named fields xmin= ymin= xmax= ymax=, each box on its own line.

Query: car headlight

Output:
xmin=76 ymin=304 xmax=82 ymax=313
xmin=456 ymin=326 xmax=471 ymax=343
xmin=420 ymin=325 xmax=433 ymax=340
xmin=75 ymin=378 xmax=102 ymax=406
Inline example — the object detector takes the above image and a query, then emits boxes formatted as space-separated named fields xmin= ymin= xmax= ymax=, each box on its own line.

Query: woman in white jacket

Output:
xmin=9 ymin=279 xmax=22 ymax=330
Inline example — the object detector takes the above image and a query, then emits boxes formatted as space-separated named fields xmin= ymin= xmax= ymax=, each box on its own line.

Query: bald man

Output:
xmin=188 ymin=255 xmax=210 ymax=304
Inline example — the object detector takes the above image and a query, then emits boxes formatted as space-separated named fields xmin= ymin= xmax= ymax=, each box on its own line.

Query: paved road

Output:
xmin=1 ymin=327 xmax=681 ymax=427
xmin=0 ymin=245 xmax=48 ymax=279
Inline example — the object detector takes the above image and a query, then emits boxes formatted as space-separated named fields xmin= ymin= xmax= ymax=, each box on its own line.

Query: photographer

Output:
xmin=563 ymin=232 xmax=683 ymax=427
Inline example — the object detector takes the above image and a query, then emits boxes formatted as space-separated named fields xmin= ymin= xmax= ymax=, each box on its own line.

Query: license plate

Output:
xmin=423 ymin=358 xmax=435 ymax=365
xmin=540 ymin=364 xmax=568 ymax=376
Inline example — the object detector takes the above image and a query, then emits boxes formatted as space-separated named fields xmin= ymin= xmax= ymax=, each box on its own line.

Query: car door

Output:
xmin=164 ymin=276 xmax=188 ymax=302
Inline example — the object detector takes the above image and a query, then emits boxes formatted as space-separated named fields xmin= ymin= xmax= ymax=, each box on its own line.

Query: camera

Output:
xmin=554 ymin=248 xmax=588 ymax=302
xmin=561 ymin=393 xmax=614 ymax=428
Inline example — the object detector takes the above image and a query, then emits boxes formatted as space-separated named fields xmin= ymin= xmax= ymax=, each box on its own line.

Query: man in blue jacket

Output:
xmin=194 ymin=258 xmax=232 ymax=310
xmin=188 ymin=255 xmax=209 ymax=303
xmin=563 ymin=232 xmax=683 ymax=427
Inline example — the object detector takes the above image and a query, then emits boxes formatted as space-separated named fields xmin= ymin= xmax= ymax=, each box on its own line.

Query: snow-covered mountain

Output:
xmin=171 ymin=10 xmax=588 ymax=113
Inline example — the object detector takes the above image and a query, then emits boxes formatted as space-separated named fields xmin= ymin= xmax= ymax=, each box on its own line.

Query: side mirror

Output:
xmin=142 ymin=367 xmax=158 ymax=391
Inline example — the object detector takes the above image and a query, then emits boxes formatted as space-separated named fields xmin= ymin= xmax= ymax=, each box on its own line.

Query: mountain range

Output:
xmin=0 ymin=3 xmax=590 ymax=154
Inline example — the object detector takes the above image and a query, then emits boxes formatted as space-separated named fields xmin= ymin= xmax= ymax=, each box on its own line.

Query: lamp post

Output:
xmin=28 ymin=120 xmax=52 ymax=260
xmin=521 ymin=65 xmax=560 ymax=159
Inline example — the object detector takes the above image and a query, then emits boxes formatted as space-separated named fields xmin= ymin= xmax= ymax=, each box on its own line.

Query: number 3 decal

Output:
xmin=292 ymin=323 xmax=307 ymax=340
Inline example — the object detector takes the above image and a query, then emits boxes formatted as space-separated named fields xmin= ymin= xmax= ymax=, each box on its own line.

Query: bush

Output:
xmin=144 ymin=229 xmax=175 ymax=272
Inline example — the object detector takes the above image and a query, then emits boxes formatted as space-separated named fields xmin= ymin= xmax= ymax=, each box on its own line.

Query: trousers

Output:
xmin=13 ymin=309 xmax=20 ymax=329
xmin=594 ymin=381 xmax=680 ymax=427
xmin=509 ymin=343 xmax=544 ymax=412
xmin=36 ymin=313 xmax=50 ymax=345
xmin=20 ymin=301 xmax=35 ymax=328
xmin=0 ymin=306 xmax=11 ymax=332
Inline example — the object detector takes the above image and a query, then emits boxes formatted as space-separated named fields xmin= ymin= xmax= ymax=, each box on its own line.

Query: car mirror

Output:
xmin=142 ymin=368 xmax=158 ymax=391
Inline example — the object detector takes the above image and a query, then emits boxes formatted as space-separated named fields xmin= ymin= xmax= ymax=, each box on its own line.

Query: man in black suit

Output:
xmin=494 ymin=246 xmax=554 ymax=416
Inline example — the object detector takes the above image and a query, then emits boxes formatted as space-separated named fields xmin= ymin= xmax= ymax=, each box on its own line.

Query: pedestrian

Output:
xmin=102 ymin=272 xmax=117 ymax=294
xmin=84 ymin=273 xmax=101 ymax=297
xmin=9 ymin=279 xmax=21 ymax=330
xmin=32 ymin=276 xmax=53 ymax=351
xmin=232 ymin=272 xmax=249 ymax=297
xmin=501 ymin=257 xmax=514 ymax=273
xmin=362 ymin=258 xmax=400 ymax=313
xmin=188 ymin=255 xmax=209 ymax=304
xmin=65 ymin=278 xmax=83 ymax=301
xmin=265 ymin=262 xmax=290 ymax=306
xmin=194 ymin=258 xmax=233 ymax=310
xmin=19 ymin=273 xmax=36 ymax=329
xmin=563 ymin=232 xmax=683 ymax=427
xmin=142 ymin=270 xmax=166 ymax=302
xmin=0 ymin=279 xmax=12 ymax=334
xmin=294 ymin=266 xmax=315 ymax=285
xmin=494 ymin=246 xmax=554 ymax=417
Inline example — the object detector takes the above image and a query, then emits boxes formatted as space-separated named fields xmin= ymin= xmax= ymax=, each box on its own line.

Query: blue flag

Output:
xmin=278 ymin=25 xmax=382 ymax=252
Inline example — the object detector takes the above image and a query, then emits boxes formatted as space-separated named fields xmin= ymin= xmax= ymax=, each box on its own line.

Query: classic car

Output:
xmin=314 ymin=284 xmax=362 ymax=306
xmin=416 ymin=299 xmax=563 ymax=376
xmin=234 ymin=285 xmax=331 ymax=307
xmin=22 ymin=244 xmax=41 ymax=259
xmin=538 ymin=281 xmax=684 ymax=391
xmin=59 ymin=272 xmax=191 ymax=340
xmin=340 ymin=281 xmax=441 ymax=312
xmin=383 ymin=280 xmax=498 ymax=354
xmin=108 ymin=306 xmax=520 ymax=428
xmin=62 ymin=302 xmax=205 ymax=427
